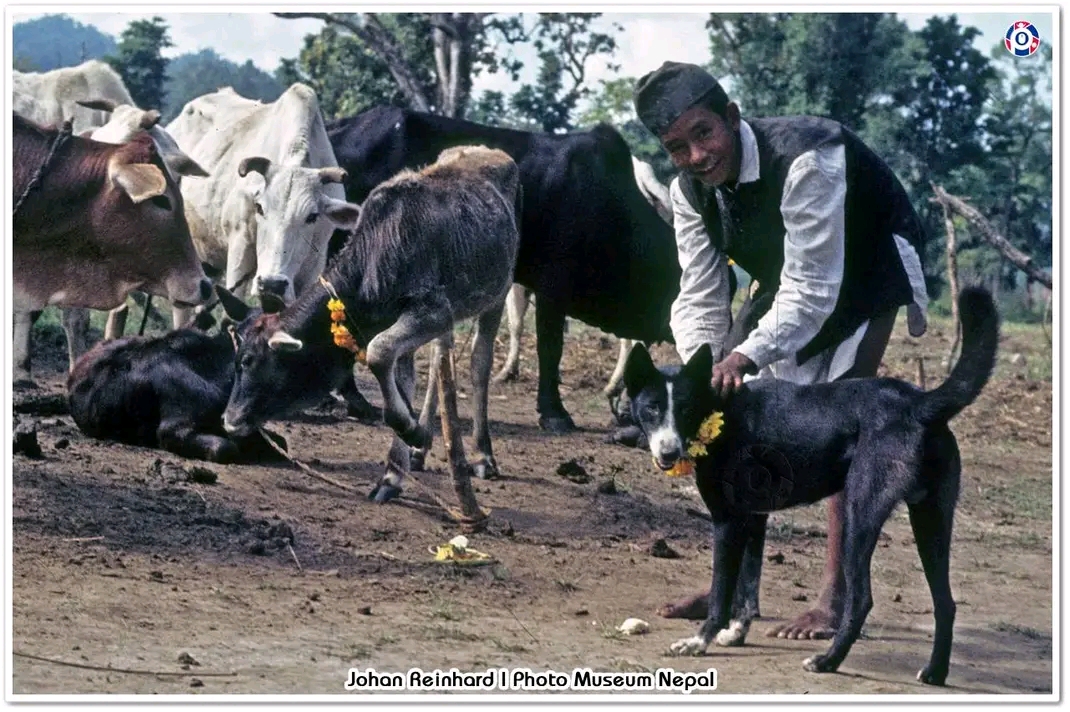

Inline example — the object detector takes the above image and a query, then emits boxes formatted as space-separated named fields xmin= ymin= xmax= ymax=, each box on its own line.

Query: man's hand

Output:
xmin=710 ymin=351 xmax=757 ymax=395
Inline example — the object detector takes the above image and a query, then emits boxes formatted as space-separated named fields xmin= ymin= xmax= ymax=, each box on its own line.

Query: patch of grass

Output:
xmin=607 ymin=659 xmax=653 ymax=673
xmin=376 ymin=633 xmax=400 ymax=646
xmin=991 ymin=621 xmax=1050 ymax=641
xmin=326 ymin=643 xmax=372 ymax=660
xmin=555 ymin=578 xmax=582 ymax=593
xmin=598 ymin=623 xmax=626 ymax=641
xmin=489 ymin=638 xmax=530 ymax=654
xmin=430 ymin=598 xmax=464 ymax=622
xmin=423 ymin=625 xmax=483 ymax=643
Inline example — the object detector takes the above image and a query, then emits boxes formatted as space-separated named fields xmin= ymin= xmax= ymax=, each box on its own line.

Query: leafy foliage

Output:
xmin=104 ymin=16 xmax=173 ymax=111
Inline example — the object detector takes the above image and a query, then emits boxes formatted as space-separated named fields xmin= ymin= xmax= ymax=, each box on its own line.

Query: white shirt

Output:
xmin=668 ymin=119 xmax=928 ymax=386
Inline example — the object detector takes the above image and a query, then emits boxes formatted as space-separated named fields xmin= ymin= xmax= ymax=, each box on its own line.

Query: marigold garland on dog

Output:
xmin=656 ymin=410 xmax=724 ymax=477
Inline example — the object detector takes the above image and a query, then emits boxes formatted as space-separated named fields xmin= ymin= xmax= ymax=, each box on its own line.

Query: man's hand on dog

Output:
xmin=710 ymin=351 xmax=757 ymax=395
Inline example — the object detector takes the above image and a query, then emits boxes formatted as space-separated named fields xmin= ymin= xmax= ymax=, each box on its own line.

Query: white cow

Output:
xmin=12 ymin=60 xmax=133 ymax=131
xmin=166 ymin=84 xmax=361 ymax=320
xmin=495 ymin=156 xmax=676 ymax=397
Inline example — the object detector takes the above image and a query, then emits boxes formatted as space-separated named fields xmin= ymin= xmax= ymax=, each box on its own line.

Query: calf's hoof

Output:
xmin=493 ymin=366 xmax=518 ymax=384
xmin=409 ymin=448 xmax=427 ymax=472
xmin=472 ymin=457 xmax=500 ymax=480
xmin=346 ymin=400 xmax=382 ymax=424
xmin=368 ymin=482 xmax=403 ymax=503
xmin=398 ymin=424 xmax=431 ymax=450
xmin=538 ymin=414 xmax=576 ymax=433
xmin=669 ymin=635 xmax=709 ymax=657
xmin=916 ymin=665 xmax=947 ymax=686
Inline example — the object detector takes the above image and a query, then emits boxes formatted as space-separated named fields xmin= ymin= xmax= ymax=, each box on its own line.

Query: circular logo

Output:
xmin=721 ymin=444 xmax=794 ymax=512
xmin=1005 ymin=21 xmax=1041 ymax=57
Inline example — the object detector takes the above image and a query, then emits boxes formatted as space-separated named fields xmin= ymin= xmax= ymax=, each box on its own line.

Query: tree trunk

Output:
xmin=940 ymin=198 xmax=961 ymax=375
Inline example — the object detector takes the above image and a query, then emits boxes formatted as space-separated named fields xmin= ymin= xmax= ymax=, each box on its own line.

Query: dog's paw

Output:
xmin=714 ymin=619 xmax=750 ymax=647
xmin=802 ymin=654 xmax=838 ymax=673
xmin=669 ymin=636 xmax=709 ymax=657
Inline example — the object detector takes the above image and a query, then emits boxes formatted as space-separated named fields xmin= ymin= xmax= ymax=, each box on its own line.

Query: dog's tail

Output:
xmin=914 ymin=286 xmax=999 ymax=425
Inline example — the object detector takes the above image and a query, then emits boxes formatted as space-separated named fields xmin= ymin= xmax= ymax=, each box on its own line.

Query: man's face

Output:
xmin=661 ymin=104 xmax=740 ymax=186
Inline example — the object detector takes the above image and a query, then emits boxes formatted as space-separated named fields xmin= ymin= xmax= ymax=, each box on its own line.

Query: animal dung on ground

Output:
xmin=649 ymin=538 xmax=680 ymax=559
xmin=186 ymin=466 xmax=218 ymax=485
xmin=13 ymin=418 xmax=42 ymax=459
xmin=617 ymin=618 xmax=650 ymax=635
xmin=555 ymin=459 xmax=592 ymax=484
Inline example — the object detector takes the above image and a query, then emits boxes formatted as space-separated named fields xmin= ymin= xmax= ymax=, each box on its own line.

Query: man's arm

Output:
xmin=667 ymin=178 xmax=732 ymax=363
xmin=733 ymin=144 xmax=847 ymax=371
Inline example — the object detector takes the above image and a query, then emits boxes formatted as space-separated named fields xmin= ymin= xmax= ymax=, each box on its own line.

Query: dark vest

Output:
xmin=679 ymin=116 xmax=925 ymax=365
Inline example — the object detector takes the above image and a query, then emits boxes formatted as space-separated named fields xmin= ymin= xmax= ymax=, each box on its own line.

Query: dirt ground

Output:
xmin=9 ymin=312 xmax=1054 ymax=696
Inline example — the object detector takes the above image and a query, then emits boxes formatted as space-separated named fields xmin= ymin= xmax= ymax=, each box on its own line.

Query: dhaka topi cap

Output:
xmin=634 ymin=62 xmax=730 ymax=137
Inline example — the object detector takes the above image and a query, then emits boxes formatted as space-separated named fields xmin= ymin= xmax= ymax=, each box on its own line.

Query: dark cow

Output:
xmin=13 ymin=113 xmax=212 ymax=384
xmin=222 ymin=146 xmax=522 ymax=501
xmin=327 ymin=107 xmax=680 ymax=432
xmin=67 ymin=290 xmax=285 ymax=463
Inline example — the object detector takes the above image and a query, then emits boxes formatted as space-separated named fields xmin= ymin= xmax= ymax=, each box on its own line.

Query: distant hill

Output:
xmin=13 ymin=14 xmax=117 ymax=71
xmin=163 ymin=49 xmax=284 ymax=122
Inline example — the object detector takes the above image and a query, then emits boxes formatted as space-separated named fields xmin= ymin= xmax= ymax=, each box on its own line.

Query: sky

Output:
xmin=10 ymin=6 xmax=1056 ymax=99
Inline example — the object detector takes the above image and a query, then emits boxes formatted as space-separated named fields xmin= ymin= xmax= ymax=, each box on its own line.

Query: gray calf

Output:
xmin=221 ymin=146 xmax=521 ymax=501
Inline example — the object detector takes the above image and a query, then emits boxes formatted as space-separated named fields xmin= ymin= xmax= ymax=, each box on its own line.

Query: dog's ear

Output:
xmin=681 ymin=343 xmax=714 ymax=385
xmin=623 ymin=343 xmax=659 ymax=400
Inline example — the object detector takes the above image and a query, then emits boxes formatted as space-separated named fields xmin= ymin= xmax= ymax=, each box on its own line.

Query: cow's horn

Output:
xmin=238 ymin=156 xmax=272 ymax=177
xmin=318 ymin=166 xmax=348 ymax=185
xmin=76 ymin=98 xmax=118 ymax=113
xmin=268 ymin=330 xmax=304 ymax=352
xmin=139 ymin=109 xmax=162 ymax=130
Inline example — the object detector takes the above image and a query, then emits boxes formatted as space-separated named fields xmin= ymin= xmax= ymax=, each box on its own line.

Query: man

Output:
xmin=634 ymin=62 xmax=929 ymax=639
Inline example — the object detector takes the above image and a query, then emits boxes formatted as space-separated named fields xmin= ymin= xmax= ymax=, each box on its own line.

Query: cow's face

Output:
xmin=97 ymin=135 xmax=213 ymax=309
xmin=237 ymin=158 xmax=361 ymax=309
xmin=221 ymin=310 xmax=343 ymax=436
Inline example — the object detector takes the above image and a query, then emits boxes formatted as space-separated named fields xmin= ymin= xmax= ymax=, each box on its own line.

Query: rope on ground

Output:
xmin=13 ymin=651 xmax=237 ymax=678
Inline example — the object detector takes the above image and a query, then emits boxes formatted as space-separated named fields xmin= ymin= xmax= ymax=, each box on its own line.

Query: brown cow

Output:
xmin=12 ymin=113 xmax=212 ymax=384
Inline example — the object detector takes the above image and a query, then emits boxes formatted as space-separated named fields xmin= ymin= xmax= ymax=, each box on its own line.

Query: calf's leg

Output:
xmin=61 ymin=307 xmax=91 ymax=372
xmin=470 ymin=302 xmax=505 ymax=479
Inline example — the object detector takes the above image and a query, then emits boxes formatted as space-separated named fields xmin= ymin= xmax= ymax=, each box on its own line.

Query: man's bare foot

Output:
xmin=657 ymin=591 xmax=709 ymax=620
xmin=766 ymin=606 xmax=839 ymax=640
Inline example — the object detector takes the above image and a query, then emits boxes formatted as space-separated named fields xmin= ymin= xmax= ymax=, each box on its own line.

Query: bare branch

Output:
xmin=931 ymin=184 xmax=1052 ymax=289
xmin=274 ymin=11 xmax=432 ymax=113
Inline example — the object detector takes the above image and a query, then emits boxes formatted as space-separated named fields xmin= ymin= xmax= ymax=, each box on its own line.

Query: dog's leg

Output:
xmin=804 ymin=476 xmax=899 ymax=674
xmin=908 ymin=442 xmax=960 ymax=686
xmin=670 ymin=516 xmax=748 ymax=656
xmin=717 ymin=513 xmax=768 ymax=647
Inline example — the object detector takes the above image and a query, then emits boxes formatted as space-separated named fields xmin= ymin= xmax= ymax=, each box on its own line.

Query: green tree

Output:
xmin=12 ymin=14 xmax=117 ymax=71
xmin=576 ymin=77 xmax=674 ymax=180
xmin=105 ymin=16 xmax=172 ymax=110
xmin=274 ymin=11 xmax=620 ymax=129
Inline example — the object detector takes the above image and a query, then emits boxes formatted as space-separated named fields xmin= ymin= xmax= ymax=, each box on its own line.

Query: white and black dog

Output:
xmin=622 ymin=287 xmax=998 ymax=685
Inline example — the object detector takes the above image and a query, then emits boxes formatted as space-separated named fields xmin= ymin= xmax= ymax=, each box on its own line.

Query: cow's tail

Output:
xmin=914 ymin=286 xmax=999 ymax=425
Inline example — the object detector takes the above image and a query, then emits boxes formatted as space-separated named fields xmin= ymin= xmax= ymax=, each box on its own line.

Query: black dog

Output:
xmin=68 ymin=287 xmax=287 ymax=464
xmin=622 ymin=287 xmax=998 ymax=685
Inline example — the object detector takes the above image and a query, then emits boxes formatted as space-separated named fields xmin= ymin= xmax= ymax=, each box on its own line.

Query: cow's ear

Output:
xmin=109 ymin=160 xmax=167 ymax=203
xmin=170 ymin=153 xmax=209 ymax=178
xmin=321 ymin=196 xmax=361 ymax=229
xmin=216 ymin=285 xmax=250 ymax=322
xmin=268 ymin=330 xmax=304 ymax=352
xmin=76 ymin=98 xmax=118 ymax=113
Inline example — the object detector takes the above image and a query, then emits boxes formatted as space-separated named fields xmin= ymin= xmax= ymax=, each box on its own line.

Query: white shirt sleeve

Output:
xmin=734 ymin=144 xmax=847 ymax=370
xmin=667 ymin=177 xmax=732 ymax=363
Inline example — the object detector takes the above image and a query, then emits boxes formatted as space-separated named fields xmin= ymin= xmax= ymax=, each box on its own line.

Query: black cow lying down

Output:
xmin=67 ymin=291 xmax=287 ymax=463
